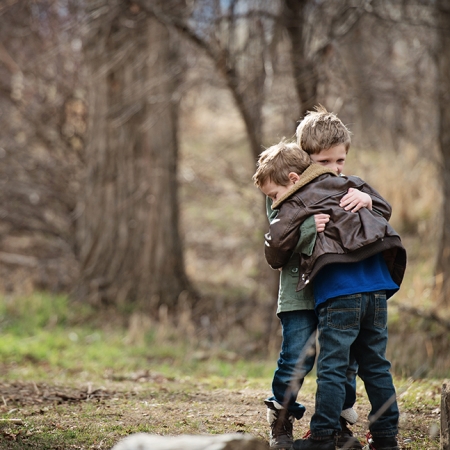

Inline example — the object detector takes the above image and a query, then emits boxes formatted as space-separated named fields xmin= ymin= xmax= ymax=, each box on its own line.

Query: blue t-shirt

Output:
xmin=313 ymin=253 xmax=399 ymax=309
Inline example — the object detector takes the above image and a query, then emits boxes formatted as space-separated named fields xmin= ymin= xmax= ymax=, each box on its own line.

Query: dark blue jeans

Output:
xmin=268 ymin=310 xmax=357 ymax=420
xmin=312 ymin=291 xmax=399 ymax=438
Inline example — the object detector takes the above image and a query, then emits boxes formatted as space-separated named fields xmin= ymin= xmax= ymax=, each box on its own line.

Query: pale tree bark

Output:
xmin=76 ymin=0 xmax=193 ymax=311
xmin=435 ymin=0 xmax=450 ymax=308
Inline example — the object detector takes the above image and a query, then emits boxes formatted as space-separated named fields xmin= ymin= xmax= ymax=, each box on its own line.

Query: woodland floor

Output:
xmin=0 ymin=375 xmax=442 ymax=449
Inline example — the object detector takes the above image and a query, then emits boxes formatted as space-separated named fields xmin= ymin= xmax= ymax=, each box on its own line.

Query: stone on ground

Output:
xmin=111 ymin=432 xmax=268 ymax=450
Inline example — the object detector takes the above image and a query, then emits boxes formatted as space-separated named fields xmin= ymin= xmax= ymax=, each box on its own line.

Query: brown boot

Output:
xmin=265 ymin=400 xmax=295 ymax=449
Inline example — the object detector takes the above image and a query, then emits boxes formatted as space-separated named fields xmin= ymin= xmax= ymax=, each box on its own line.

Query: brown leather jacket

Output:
xmin=264 ymin=164 xmax=407 ymax=292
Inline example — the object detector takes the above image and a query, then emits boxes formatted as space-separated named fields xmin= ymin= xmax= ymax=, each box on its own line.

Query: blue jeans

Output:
xmin=268 ymin=310 xmax=357 ymax=420
xmin=312 ymin=291 xmax=398 ymax=438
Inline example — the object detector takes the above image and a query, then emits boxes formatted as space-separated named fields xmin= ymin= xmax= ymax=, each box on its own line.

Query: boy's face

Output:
xmin=260 ymin=173 xmax=300 ymax=202
xmin=310 ymin=144 xmax=347 ymax=174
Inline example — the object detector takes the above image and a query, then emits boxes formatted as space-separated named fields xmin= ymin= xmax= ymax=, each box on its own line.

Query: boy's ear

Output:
xmin=288 ymin=172 xmax=301 ymax=183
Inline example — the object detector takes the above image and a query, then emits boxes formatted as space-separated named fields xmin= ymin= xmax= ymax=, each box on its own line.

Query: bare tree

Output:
xmin=282 ymin=0 xmax=318 ymax=120
xmin=329 ymin=2 xmax=437 ymax=151
xmin=75 ymin=0 xmax=194 ymax=311
xmin=139 ymin=1 xmax=304 ymax=342
xmin=140 ymin=0 xmax=281 ymax=159
xmin=281 ymin=0 xmax=368 ymax=124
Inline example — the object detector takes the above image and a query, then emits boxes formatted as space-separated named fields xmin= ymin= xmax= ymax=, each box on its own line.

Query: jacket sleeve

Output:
xmin=349 ymin=176 xmax=392 ymax=220
xmin=264 ymin=200 xmax=307 ymax=269
xmin=369 ymin=193 xmax=392 ymax=220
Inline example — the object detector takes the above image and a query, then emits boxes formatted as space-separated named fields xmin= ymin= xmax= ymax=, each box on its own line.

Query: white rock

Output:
xmin=111 ymin=433 xmax=268 ymax=450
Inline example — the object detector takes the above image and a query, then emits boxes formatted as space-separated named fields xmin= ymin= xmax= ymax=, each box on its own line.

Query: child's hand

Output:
xmin=340 ymin=188 xmax=372 ymax=212
xmin=314 ymin=213 xmax=330 ymax=232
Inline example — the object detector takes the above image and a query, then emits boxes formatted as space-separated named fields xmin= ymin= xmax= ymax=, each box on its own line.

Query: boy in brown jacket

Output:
xmin=254 ymin=140 xmax=406 ymax=450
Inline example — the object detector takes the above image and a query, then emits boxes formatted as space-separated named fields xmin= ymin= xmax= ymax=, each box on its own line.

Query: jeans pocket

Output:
xmin=326 ymin=294 xmax=360 ymax=330
xmin=373 ymin=292 xmax=388 ymax=329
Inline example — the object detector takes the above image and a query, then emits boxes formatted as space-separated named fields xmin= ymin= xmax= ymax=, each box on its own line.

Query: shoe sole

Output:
xmin=270 ymin=444 xmax=293 ymax=449
xmin=270 ymin=443 xmax=293 ymax=450
xmin=337 ymin=441 xmax=363 ymax=449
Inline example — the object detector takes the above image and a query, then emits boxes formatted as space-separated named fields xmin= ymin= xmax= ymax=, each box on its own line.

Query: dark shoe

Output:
xmin=337 ymin=417 xmax=362 ymax=449
xmin=265 ymin=400 xmax=295 ymax=449
xmin=364 ymin=433 xmax=399 ymax=450
xmin=293 ymin=435 xmax=335 ymax=450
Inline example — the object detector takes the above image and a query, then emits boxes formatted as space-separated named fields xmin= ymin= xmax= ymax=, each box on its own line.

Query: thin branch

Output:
xmin=390 ymin=302 xmax=450 ymax=331
xmin=136 ymin=1 xmax=221 ymax=63
xmin=0 ymin=252 xmax=38 ymax=267
xmin=0 ymin=42 xmax=21 ymax=73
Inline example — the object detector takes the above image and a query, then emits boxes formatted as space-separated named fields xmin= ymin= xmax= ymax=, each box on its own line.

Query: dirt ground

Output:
xmin=0 ymin=378 xmax=441 ymax=449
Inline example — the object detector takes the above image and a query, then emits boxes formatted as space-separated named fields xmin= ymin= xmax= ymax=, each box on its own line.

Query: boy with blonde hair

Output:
xmin=297 ymin=105 xmax=374 ymax=214
xmin=262 ymin=107 xmax=392 ymax=450
xmin=254 ymin=138 xmax=406 ymax=450
xmin=262 ymin=141 xmax=361 ymax=449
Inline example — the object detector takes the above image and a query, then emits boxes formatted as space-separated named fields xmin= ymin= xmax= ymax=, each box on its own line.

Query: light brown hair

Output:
xmin=253 ymin=140 xmax=311 ymax=188
xmin=296 ymin=105 xmax=351 ymax=155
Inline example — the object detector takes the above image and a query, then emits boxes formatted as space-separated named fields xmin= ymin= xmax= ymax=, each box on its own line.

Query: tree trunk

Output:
xmin=282 ymin=0 xmax=319 ymax=120
xmin=442 ymin=380 xmax=450 ymax=450
xmin=76 ymin=1 xmax=193 ymax=312
xmin=339 ymin=23 xmax=378 ymax=147
xmin=435 ymin=0 xmax=450 ymax=308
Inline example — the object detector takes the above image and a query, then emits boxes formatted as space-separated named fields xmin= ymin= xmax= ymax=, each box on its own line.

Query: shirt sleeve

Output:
xmin=264 ymin=200 xmax=306 ymax=269
xmin=295 ymin=215 xmax=316 ymax=255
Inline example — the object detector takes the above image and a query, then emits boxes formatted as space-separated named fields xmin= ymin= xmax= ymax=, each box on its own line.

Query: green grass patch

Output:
xmin=0 ymin=293 xmax=275 ymax=383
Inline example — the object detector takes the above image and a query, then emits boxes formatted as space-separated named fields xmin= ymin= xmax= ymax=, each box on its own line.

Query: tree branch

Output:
xmin=390 ymin=302 xmax=450 ymax=331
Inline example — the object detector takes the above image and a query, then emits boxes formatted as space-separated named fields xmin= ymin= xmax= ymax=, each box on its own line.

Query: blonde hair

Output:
xmin=296 ymin=105 xmax=351 ymax=155
xmin=253 ymin=140 xmax=311 ymax=188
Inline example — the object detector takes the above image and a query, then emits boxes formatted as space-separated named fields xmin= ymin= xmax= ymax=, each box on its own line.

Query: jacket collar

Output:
xmin=272 ymin=164 xmax=337 ymax=209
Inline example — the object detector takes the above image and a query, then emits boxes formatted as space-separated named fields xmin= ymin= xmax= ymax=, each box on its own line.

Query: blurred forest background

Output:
xmin=1 ymin=0 xmax=450 ymax=378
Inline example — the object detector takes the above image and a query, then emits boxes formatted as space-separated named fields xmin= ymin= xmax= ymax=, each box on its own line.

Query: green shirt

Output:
xmin=266 ymin=197 xmax=315 ymax=313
